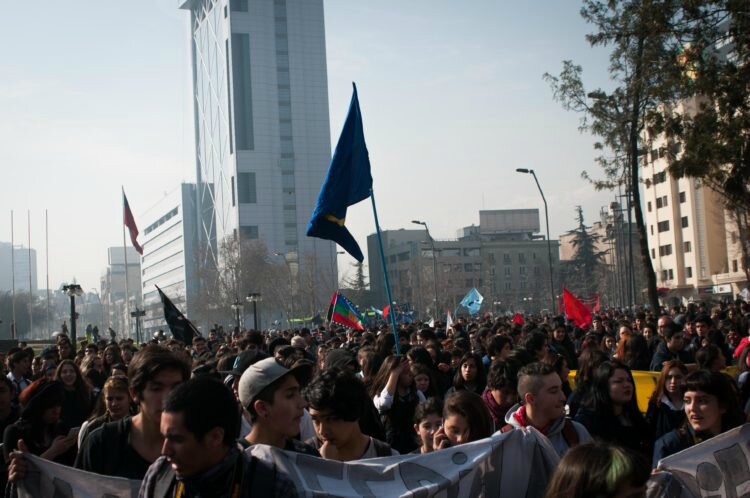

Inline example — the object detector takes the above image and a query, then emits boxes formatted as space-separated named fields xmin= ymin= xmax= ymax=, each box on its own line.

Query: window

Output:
xmin=505 ymin=282 xmax=512 ymax=290
xmin=686 ymin=267 xmax=692 ymax=278
xmin=231 ymin=34 xmax=255 ymax=150
xmin=518 ymin=253 xmax=526 ymax=264
xmin=520 ymin=281 xmax=527 ymax=290
xmin=647 ymin=201 xmax=652 ymax=212
xmin=464 ymin=263 xmax=473 ymax=272
xmin=239 ymin=226 xmax=258 ymax=239
xmin=734 ymin=260 xmax=739 ymax=272
xmin=534 ymin=266 xmax=540 ymax=276
xmin=230 ymin=0 xmax=248 ymax=11
xmin=658 ymin=244 xmax=672 ymax=256
xmin=661 ymin=270 xmax=668 ymax=281
xmin=504 ymin=267 xmax=511 ymax=277
xmin=651 ymin=248 xmax=655 ymax=259
xmin=231 ymin=176 xmax=236 ymax=206
xmin=679 ymin=191 xmax=686 ymax=203
xmin=650 ymin=225 xmax=654 ymax=235
xmin=465 ymin=279 xmax=473 ymax=287
xmin=657 ymin=220 xmax=670 ymax=233
xmin=503 ymin=253 xmax=511 ymax=264
xmin=656 ymin=196 xmax=668 ymax=208
xmin=668 ymin=269 xmax=674 ymax=280
xmin=653 ymin=171 xmax=667 ymax=184
xmin=519 ymin=266 xmax=527 ymax=275
xmin=237 ymin=172 xmax=256 ymax=203
xmin=684 ymin=241 xmax=691 ymax=253
xmin=681 ymin=216 xmax=689 ymax=228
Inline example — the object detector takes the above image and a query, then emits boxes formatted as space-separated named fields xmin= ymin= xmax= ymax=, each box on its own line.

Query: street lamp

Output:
xmin=411 ymin=220 xmax=439 ymax=317
xmin=516 ymin=168 xmax=555 ymax=312
xmin=246 ymin=292 xmax=262 ymax=330
xmin=230 ymin=301 xmax=244 ymax=331
xmin=62 ymin=284 xmax=83 ymax=346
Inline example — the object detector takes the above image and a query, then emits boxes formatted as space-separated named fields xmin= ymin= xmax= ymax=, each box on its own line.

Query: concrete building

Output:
xmin=179 ymin=0 xmax=337 ymax=316
xmin=100 ymin=247 xmax=141 ymax=339
xmin=139 ymin=184 xmax=203 ymax=339
xmin=367 ymin=210 xmax=560 ymax=316
xmin=642 ymin=100 xmax=737 ymax=304
xmin=0 ymin=242 xmax=37 ymax=293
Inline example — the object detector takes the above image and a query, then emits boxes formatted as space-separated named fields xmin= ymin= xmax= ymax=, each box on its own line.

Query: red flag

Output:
xmin=512 ymin=313 xmax=525 ymax=326
xmin=563 ymin=288 xmax=592 ymax=330
xmin=123 ymin=190 xmax=143 ymax=255
xmin=382 ymin=305 xmax=390 ymax=318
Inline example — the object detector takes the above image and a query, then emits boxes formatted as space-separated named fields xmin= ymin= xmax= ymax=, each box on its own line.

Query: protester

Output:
xmin=433 ymin=390 xmax=493 ymax=449
xmin=306 ymin=369 xmax=397 ymax=460
xmin=412 ymin=397 xmax=442 ymax=454
xmin=447 ymin=353 xmax=486 ymax=396
xmin=695 ymin=344 xmax=726 ymax=372
xmin=6 ymin=349 xmax=31 ymax=399
xmin=410 ymin=363 xmax=438 ymax=399
xmin=503 ymin=362 xmax=591 ymax=457
xmin=574 ymin=361 xmax=653 ymax=458
xmin=74 ymin=345 xmax=190 ymax=478
xmin=54 ymin=359 xmax=93 ymax=431
xmin=544 ymin=442 xmax=650 ymax=498
xmin=650 ymin=323 xmax=693 ymax=371
xmin=566 ymin=348 xmax=608 ymax=417
xmin=78 ymin=375 xmax=133 ymax=448
xmin=645 ymin=360 xmax=688 ymax=439
xmin=102 ymin=344 xmax=124 ymax=375
xmin=652 ymin=369 xmax=745 ymax=467
xmin=482 ymin=358 xmax=520 ymax=429
xmin=80 ymin=353 xmax=106 ymax=391
xmin=0 ymin=378 xmax=19 ymax=439
xmin=370 ymin=355 xmax=425 ymax=453
xmin=239 ymin=356 xmax=318 ymax=455
xmin=139 ymin=376 xmax=293 ymax=498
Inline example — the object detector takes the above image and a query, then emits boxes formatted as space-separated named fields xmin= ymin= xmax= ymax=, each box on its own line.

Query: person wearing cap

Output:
xmin=238 ymin=357 xmax=318 ymax=455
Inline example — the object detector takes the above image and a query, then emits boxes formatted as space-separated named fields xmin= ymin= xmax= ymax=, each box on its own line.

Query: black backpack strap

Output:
xmin=561 ymin=419 xmax=580 ymax=448
xmin=371 ymin=438 xmax=393 ymax=457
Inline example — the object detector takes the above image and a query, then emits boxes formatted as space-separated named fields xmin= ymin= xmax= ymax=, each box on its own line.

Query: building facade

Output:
xmin=100 ymin=247 xmax=141 ymax=339
xmin=179 ymin=0 xmax=337 ymax=316
xmin=139 ymin=184 xmax=203 ymax=339
xmin=0 ymin=242 xmax=37 ymax=293
xmin=367 ymin=210 xmax=560 ymax=316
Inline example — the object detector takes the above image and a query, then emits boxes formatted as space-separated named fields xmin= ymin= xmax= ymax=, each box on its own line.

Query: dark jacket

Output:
xmin=645 ymin=398 xmax=686 ymax=440
xmin=574 ymin=407 xmax=653 ymax=458
xmin=650 ymin=342 xmax=692 ymax=372
xmin=652 ymin=424 xmax=699 ymax=468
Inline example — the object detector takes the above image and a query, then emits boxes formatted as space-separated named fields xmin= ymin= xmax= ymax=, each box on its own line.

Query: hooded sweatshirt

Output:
xmin=504 ymin=403 xmax=592 ymax=457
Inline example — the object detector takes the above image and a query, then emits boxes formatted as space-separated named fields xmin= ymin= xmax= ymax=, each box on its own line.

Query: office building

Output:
xmin=0 ymin=242 xmax=37 ymax=293
xmin=179 ymin=0 xmax=337 ymax=316
xmin=367 ymin=210 xmax=560 ymax=315
xmin=100 ymin=247 xmax=141 ymax=338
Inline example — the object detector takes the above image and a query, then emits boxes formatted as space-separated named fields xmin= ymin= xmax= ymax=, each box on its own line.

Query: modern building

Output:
xmin=139 ymin=184 xmax=203 ymax=339
xmin=0 ymin=242 xmax=37 ymax=293
xmin=100 ymin=247 xmax=141 ymax=339
xmin=179 ymin=0 xmax=337 ymax=317
xmin=642 ymin=100 xmax=736 ymax=304
xmin=367 ymin=210 xmax=560 ymax=316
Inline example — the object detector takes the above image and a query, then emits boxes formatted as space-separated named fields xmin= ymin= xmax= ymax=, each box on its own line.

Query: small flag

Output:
xmin=383 ymin=304 xmax=390 ymax=319
xmin=428 ymin=318 xmax=435 ymax=328
xmin=123 ymin=190 xmax=143 ymax=255
xmin=460 ymin=287 xmax=484 ymax=316
xmin=446 ymin=311 xmax=454 ymax=331
xmin=328 ymin=291 xmax=364 ymax=330
xmin=156 ymin=285 xmax=201 ymax=343
xmin=563 ymin=288 xmax=592 ymax=330
xmin=306 ymin=83 xmax=373 ymax=262
xmin=512 ymin=313 xmax=525 ymax=326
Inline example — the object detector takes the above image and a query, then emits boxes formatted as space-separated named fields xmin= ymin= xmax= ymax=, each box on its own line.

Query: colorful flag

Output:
xmin=156 ymin=285 xmax=201 ymax=343
xmin=328 ymin=291 xmax=364 ymax=330
xmin=460 ymin=287 xmax=484 ymax=315
xmin=563 ymin=288 xmax=592 ymax=330
xmin=123 ymin=189 xmax=143 ymax=255
xmin=306 ymin=83 xmax=373 ymax=261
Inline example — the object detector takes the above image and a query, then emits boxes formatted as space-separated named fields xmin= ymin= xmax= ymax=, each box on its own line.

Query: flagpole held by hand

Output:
xmin=370 ymin=189 xmax=400 ymax=354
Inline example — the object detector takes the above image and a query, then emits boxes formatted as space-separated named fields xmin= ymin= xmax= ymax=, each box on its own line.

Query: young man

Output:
xmin=239 ymin=357 xmax=317 ymax=455
xmin=75 ymin=345 xmax=190 ymax=479
xmin=6 ymin=349 xmax=31 ymax=398
xmin=139 ymin=376 xmax=293 ymax=498
xmin=503 ymin=362 xmax=591 ymax=457
xmin=305 ymin=369 xmax=397 ymax=461
xmin=650 ymin=323 xmax=694 ymax=371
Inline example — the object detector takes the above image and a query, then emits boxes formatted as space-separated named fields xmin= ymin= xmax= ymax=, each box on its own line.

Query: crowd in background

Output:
xmin=0 ymin=298 xmax=748 ymax=497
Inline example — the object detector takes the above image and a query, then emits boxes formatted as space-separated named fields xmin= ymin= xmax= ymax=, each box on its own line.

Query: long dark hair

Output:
xmin=684 ymin=370 xmax=744 ymax=433
xmin=54 ymin=359 xmax=92 ymax=411
xmin=583 ymin=361 xmax=642 ymax=421
xmin=443 ymin=390 xmax=493 ymax=443
xmin=452 ymin=353 xmax=486 ymax=393
xmin=369 ymin=355 xmax=414 ymax=398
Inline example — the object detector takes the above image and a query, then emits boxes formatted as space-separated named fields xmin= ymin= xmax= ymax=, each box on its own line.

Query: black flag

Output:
xmin=156 ymin=285 xmax=201 ymax=343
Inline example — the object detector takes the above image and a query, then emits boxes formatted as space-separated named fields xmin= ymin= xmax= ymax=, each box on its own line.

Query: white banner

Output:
xmin=648 ymin=424 xmax=750 ymax=498
xmin=19 ymin=428 xmax=559 ymax=497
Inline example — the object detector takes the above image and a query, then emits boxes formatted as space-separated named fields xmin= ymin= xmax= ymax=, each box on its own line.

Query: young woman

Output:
xmin=411 ymin=363 xmax=438 ymax=399
xmin=54 ymin=359 xmax=94 ymax=432
xmin=645 ymin=360 xmax=687 ymax=439
xmin=566 ymin=348 xmax=608 ymax=418
xmin=102 ymin=345 xmax=124 ymax=375
xmin=448 ymin=353 xmax=486 ymax=396
xmin=371 ymin=355 xmax=425 ymax=454
xmin=652 ymin=370 xmax=745 ymax=467
xmin=433 ymin=390 xmax=493 ymax=449
xmin=621 ymin=334 xmax=652 ymax=371
xmin=412 ymin=397 xmax=443 ymax=454
xmin=601 ymin=334 xmax=617 ymax=358
xmin=695 ymin=345 xmax=726 ymax=372
xmin=4 ymin=379 xmax=77 ymax=466
xmin=574 ymin=361 xmax=653 ymax=458
xmin=77 ymin=376 xmax=133 ymax=448
xmin=80 ymin=354 xmax=106 ymax=391
xmin=544 ymin=442 xmax=650 ymax=498
xmin=482 ymin=358 xmax=520 ymax=429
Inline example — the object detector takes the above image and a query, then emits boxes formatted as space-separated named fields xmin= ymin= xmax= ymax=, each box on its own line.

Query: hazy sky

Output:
xmin=0 ymin=1 xmax=616 ymax=291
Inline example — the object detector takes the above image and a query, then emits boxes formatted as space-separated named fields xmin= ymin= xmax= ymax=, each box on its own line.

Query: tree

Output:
xmin=544 ymin=0 xmax=697 ymax=311
xmin=562 ymin=207 xmax=608 ymax=297
xmin=345 ymin=262 xmax=368 ymax=291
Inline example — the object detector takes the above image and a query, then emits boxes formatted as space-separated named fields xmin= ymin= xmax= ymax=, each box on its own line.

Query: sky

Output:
xmin=0 ymin=0 xmax=616 ymax=291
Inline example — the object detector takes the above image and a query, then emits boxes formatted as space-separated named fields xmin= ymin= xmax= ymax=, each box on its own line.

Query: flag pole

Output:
xmin=369 ymin=189 xmax=400 ymax=354
xmin=121 ymin=187 xmax=131 ymax=341
xmin=10 ymin=210 xmax=16 ymax=340
xmin=27 ymin=210 xmax=32 ymax=340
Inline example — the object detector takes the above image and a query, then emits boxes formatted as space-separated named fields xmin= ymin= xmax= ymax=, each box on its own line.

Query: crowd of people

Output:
xmin=0 ymin=298 xmax=748 ymax=497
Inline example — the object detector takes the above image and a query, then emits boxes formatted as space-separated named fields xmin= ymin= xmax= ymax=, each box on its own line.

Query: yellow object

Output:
xmin=568 ymin=370 xmax=658 ymax=414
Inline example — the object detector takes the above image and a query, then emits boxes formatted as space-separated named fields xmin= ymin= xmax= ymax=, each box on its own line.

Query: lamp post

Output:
xmin=516 ymin=168 xmax=555 ymax=313
xmin=62 ymin=284 xmax=83 ymax=346
xmin=231 ymin=301 xmax=243 ymax=331
xmin=411 ymin=220 xmax=439 ymax=316
xmin=246 ymin=292 xmax=262 ymax=330
xmin=130 ymin=307 xmax=146 ymax=344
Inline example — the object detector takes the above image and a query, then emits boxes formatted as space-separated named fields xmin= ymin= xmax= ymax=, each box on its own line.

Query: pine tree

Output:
xmin=564 ymin=207 xmax=607 ymax=297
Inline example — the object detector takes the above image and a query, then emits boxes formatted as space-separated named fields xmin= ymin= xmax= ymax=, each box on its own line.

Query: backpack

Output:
xmin=501 ymin=418 xmax=580 ymax=448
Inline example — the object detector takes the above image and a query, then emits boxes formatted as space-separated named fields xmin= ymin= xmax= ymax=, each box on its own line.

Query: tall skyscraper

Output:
xmin=0 ymin=242 xmax=37 ymax=293
xmin=179 ymin=0 xmax=337 ymax=316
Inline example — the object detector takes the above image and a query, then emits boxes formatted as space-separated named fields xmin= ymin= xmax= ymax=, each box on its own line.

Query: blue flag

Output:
xmin=460 ymin=287 xmax=484 ymax=315
xmin=306 ymin=83 xmax=373 ymax=261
